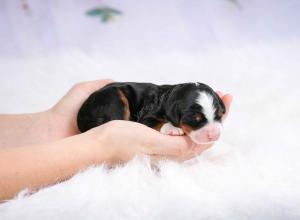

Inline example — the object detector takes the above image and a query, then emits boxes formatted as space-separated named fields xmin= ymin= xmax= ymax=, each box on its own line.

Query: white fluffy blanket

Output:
xmin=0 ymin=42 xmax=299 ymax=220
xmin=0 ymin=1 xmax=300 ymax=219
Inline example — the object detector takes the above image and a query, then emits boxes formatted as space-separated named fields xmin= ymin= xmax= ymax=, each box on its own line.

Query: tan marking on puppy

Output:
xmin=153 ymin=120 xmax=167 ymax=132
xmin=180 ymin=123 xmax=193 ymax=135
xmin=118 ymin=89 xmax=130 ymax=120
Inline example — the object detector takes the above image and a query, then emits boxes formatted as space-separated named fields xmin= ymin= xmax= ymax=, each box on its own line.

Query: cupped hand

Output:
xmin=46 ymin=79 xmax=232 ymax=164
xmin=84 ymin=92 xmax=232 ymax=164
xmin=47 ymin=79 xmax=114 ymax=139
xmin=216 ymin=91 xmax=232 ymax=122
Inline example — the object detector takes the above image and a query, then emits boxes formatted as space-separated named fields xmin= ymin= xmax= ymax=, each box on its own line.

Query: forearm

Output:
xmin=0 ymin=110 xmax=72 ymax=148
xmin=0 ymin=133 xmax=101 ymax=201
xmin=0 ymin=112 xmax=50 ymax=148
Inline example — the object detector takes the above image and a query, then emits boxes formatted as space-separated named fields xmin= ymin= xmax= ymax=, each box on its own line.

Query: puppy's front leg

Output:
xmin=160 ymin=122 xmax=184 ymax=136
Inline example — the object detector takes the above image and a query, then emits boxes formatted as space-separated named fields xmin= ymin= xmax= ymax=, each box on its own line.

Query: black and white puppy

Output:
xmin=77 ymin=82 xmax=225 ymax=144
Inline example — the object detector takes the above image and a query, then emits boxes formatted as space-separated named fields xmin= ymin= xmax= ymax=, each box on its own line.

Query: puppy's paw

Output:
xmin=160 ymin=122 xmax=184 ymax=136
xmin=168 ymin=127 xmax=184 ymax=136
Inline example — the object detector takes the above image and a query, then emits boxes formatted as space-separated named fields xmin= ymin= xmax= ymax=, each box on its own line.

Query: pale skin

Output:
xmin=0 ymin=79 xmax=232 ymax=202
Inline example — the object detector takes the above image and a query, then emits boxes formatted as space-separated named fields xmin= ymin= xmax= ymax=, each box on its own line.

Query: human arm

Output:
xmin=0 ymin=79 xmax=232 ymax=201
xmin=0 ymin=117 xmax=227 ymax=202
xmin=0 ymin=79 xmax=114 ymax=148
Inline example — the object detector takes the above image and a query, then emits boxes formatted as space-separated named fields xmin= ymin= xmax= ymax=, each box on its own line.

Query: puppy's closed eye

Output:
xmin=194 ymin=113 xmax=202 ymax=122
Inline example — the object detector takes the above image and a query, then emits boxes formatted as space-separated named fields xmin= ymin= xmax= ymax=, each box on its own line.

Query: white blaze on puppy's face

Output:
xmin=197 ymin=92 xmax=215 ymax=123
xmin=188 ymin=91 xmax=222 ymax=144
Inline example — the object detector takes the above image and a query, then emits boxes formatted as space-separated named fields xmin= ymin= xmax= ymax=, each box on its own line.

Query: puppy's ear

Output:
xmin=166 ymin=102 xmax=181 ymax=126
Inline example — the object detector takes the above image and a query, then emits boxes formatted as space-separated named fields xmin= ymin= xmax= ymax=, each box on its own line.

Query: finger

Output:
xmin=216 ymin=91 xmax=232 ymax=121
xmin=88 ymin=79 xmax=114 ymax=85
xmin=149 ymin=134 xmax=193 ymax=157
xmin=150 ymin=154 xmax=168 ymax=165
xmin=87 ymin=79 xmax=114 ymax=91
xmin=169 ymin=142 xmax=212 ymax=163
xmin=221 ymin=94 xmax=233 ymax=122
xmin=216 ymin=91 xmax=224 ymax=97
xmin=150 ymin=148 xmax=193 ymax=163
xmin=177 ymin=142 xmax=212 ymax=161
xmin=192 ymin=142 xmax=213 ymax=154
xmin=149 ymin=133 xmax=213 ymax=159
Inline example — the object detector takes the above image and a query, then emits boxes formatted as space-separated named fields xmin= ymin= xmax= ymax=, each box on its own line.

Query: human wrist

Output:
xmin=77 ymin=127 xmax=111 ymax=165
xmin=45 ymin=109 xmax=115 ymax=165
xmin=0 ymin=111 xmax=54 ymax=148
xmin=45 ymin=107 xmax=79 ymax=141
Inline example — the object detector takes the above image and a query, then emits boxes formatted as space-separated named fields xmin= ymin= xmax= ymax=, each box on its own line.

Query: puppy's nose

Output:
xmin=204 ymin=125 xmax=221 ymax=141
xmin=207 ymin=131 xmax=220 ymax=141
xmin=188 ymin=122 xmax=222 ymax=144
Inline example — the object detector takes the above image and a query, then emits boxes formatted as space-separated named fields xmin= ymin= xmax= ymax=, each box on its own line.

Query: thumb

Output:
xmin=86 ymin=79 xmax=114 ymax=93
xmin=148 ymin=134 xmax=214 ymax=162
xmin=222 ymin=94 xmax=233 ymax=122
xmin=148 ymin=134 xmax=193 ymax=157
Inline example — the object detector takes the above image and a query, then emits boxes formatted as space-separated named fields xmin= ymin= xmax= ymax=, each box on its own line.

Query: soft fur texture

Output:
xmin=0 ymin=42 xmax=299 ymax=220
xmin=77 ymin=82 xmax=224 ymax=144
xmin=1 ymin=0 xmax=300 ymax=219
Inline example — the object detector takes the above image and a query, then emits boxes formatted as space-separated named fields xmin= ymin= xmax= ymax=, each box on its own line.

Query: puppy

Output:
xmin=77 ymin=82 xmax=225 ymax=144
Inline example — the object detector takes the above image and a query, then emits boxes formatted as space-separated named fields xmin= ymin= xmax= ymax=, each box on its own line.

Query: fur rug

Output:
xmin=0 ymin=0 xmax=300 ymax=218
xmin=0 ymin=41 xmax=300 ymax=220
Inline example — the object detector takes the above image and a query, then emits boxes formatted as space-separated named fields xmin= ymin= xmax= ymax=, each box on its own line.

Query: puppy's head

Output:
xmin=166 ymin=83 xmax=225 ymax=144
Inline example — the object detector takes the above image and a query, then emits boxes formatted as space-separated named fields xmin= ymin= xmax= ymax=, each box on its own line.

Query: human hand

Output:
xmin=84 ymin=93 xmax=232 ymax=164
xmin=46 ymin=79 xmax=232 ymax=164
xmin=0 ymin=86 xmax=231 ymax=200
xmin=46 ymin=79 xmax=114 ymax=140
xmin=216 ymin=91 xmax=232 ymax=122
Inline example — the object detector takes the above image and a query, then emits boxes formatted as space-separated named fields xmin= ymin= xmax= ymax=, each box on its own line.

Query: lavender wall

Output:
xmin=0 ymin=0 xmax=299 ymax=58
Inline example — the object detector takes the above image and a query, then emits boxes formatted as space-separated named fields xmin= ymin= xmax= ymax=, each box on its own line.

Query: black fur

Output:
xmin=77 ymin=82 xmax=225 ymax=132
